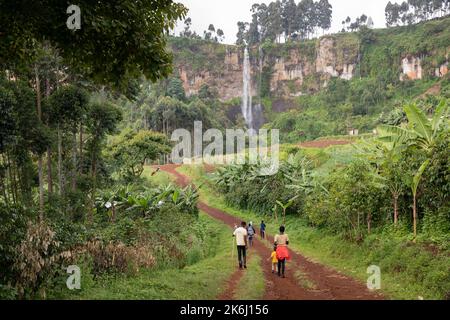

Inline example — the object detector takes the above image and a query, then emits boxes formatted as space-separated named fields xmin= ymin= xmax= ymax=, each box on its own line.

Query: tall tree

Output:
xmin=0 ymin=1 xmax=187 ymax=87
xmin=317 ymin=0 xmax=333 ymax=34
xmin=236 ymin=22 xmax=248 ymax=45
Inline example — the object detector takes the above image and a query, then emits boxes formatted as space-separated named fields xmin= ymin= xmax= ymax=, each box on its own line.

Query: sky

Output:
xmin=173 ymin=0 xmax=405 ymax=44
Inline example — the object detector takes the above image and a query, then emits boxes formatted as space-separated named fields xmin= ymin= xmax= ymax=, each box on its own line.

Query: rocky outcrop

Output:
xmin=316 ymin=37 xmax=357 ymax=80
xmin=176 ymin=46 xmax=247 ymax=101
xmin=400 ymin=55 xmax=423 ymax=81
xmin=173 ymin=35 xmax=446 ymax=101
xmin=435 ymin=62 xmax=449 ymax=77
xmin=172 ymin=35 xmax=361 ymax=101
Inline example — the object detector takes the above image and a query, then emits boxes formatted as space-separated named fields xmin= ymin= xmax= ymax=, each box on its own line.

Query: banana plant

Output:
xmin=377 ymin=100 xmax=448 ymax=238
xmin=377 ymin=101 xmax=448 ymax=151
xmin=276 ymin=199 xmax=295 ymax=226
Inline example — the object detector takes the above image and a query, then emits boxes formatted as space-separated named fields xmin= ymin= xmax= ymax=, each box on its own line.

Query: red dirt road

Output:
xmin=160 ymin=164 xmax=383 ymax=300
xmin=299 ymin=140 xmax=352 ymax=148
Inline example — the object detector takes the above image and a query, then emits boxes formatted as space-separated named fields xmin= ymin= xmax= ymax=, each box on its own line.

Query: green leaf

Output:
xmin=404 ymin=104 xmax=432 ymax=143
xmin=431 ymin=100 xmax=448 ymax=135
xmin=412 ymin=159 xmax=430 ymax=196
xmin=377 ymin=125 xmax=413 ymax=145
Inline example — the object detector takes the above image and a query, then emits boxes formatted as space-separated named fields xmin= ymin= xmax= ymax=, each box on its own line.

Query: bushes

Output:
xmin=84 ymin=240 xmax=155 ymax=276
xmin=0 ymin=204 xmax=31 ymax=297
xmin=13 ymin=220 xmax=67 ymax=298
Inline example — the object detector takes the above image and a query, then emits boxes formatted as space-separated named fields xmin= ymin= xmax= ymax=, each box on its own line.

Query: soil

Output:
xmin=299 ymin=140 xmax=352 ymax=149
xmin=160 ymin=164 xmax=384 ymax=300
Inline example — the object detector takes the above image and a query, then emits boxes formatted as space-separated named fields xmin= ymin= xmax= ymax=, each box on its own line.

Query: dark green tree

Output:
xmin=0 ymin=0 xmax=187 ymax=87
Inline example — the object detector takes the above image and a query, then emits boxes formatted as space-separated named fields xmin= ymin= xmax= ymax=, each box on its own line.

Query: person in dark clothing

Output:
xmin=260 ymin=220 xmax=266 ymax=239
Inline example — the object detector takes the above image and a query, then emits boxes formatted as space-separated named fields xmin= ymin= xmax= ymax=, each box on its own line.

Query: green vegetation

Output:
xmin=1 ymin=0 xmax=449 ymax=302
xmin=49 ymin=212 xmax=236 ymax=300
xmin=234 ymin=255 xmax=266 ymax=300
xmin=178 ymin=162 xmax=450 ymax=300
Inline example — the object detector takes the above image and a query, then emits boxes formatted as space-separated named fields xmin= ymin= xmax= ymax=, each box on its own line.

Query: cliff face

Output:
xmin=172 ymin=35 xmax=361 ymax=100
xmin=177 ymin=48 xmax=247 ymax=101
xmin=169 ymin=17 xmax=450 ymax=101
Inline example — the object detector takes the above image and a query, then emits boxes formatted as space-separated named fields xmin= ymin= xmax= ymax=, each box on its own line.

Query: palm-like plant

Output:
xmin=377 ymin=100 xmax=448 ymax=240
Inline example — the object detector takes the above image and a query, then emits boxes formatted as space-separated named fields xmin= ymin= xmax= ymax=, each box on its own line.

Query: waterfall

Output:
xmin=242 ymin=47 xmax=254 ymax=131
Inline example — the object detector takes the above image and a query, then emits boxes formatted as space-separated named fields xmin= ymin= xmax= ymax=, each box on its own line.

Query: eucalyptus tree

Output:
xmin=47 ymin=85 xmax=89 ymax=195
xmin=86 ymin=102 xmax=122 ymax=221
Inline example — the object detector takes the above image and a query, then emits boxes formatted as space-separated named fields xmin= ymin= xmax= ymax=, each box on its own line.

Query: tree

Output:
xmin=166 ymin=78 xmax=186 ymax=101
xmin=378 ymin=101 xmax=449 ymax=239
xmin=267 ymin=1 xmax=284 ymax=42
xmin=276 ymin=200 xmax=294 ymax=226
xmin=386 ymin=2 xmax=401 ymax=27
xmin=0 ymin=1 xmax=187 ymax=87
xmin=110 ymin=130 xmax=171 ymax=180
xmin=317 ymin=0 xmax=333 ymax=34
xmin=181 ymin=17 xmax=193 ymax=38
xmin=281 ymin=0 xmax=298 ymax=40
xmin=217 ymin=29 xmax=225 ymax=43
xmin=86 ymin=102 xmax=122 ymax=221
xmin=247 ymin=10 xmax=261 ymax=45
xmin=47 ymin=85 xmax=89 ymax=194
xmin=236 ymin=22 xmax=248 ymax=45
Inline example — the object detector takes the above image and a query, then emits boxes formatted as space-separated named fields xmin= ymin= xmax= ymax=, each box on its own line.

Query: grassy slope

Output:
xmin=177 ymin=164 xmax=449 ymax=300
xmin=143 ymin=166 xmax=175 ymax=186
xmin=49 ymin=212 xmax=236 ymax=300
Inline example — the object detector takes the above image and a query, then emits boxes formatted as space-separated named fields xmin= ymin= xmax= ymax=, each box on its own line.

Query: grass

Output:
xmin=142 ymin=166 xmax=174 ymax=186
xmin=293 ymin=269 xmax=317 ymax=290
xmin=49 ymin=212 xmax=236 ymax=300
xmin=176 ymin=164 xmax=450 ymax=300
xmin=233 ymin=254 xmax=265 ymax=300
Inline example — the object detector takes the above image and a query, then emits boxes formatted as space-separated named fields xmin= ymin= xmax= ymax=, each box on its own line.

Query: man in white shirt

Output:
xmin=233 ymin=221 xmax=248 ymax=269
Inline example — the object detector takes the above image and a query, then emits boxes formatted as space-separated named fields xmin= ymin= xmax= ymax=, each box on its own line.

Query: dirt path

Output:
xmin=299 ymin=140 xmax=352 ymax=148
xmin=160 ymin=164 xmax=383 ymax=300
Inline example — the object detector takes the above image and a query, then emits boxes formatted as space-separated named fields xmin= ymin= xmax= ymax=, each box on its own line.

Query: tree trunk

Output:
xmin=0 ymin=154 xmax=8 ymax=204
xmin=35 ymin=69 xmax=44 ymax=217
xmin=47 ymin=148 xmax=53 ymax=194
xmin=111 ymin=204 xmax=116 ymax=223
xmin=58 ymin=126 xmax=64 ymax=196
xmin=45 ymin=78 xmax=53 ymax=194
xmin=89 ymin=145 xmax=98 ymax=223
xmin=79 ymin=123 xmax=83 ymax=173
xmin=367 ymin=213 xmax=372 ymax=234
xmin=72 ymin=130 xmax=77 ymax=191
xmin=413 ymin=195 xmax=417 ymax=242
xmin=393 ymin=194 xmax=399 ymax=225
xmin=5 ymin=151 xmax=16 ymax=205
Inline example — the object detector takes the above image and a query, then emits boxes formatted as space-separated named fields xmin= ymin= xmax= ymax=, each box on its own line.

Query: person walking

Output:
xmin=260 ymin=220 xmax=266 ymax=239
xmin=274 ymin=226 xmax=290 ymax=278
xmin=233 ymin=221 xmax=248 ymax=269
xmin=247 ymin=222 xmax=256 ymax=247
xmin=269 ymin=245 xmax=278 ymax=274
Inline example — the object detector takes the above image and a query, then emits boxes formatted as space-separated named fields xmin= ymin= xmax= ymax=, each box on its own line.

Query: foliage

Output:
xmin=0 ymin=0 xmax=187 ymax=87
xmin=109 ymin=130 xmax=172 ymax=180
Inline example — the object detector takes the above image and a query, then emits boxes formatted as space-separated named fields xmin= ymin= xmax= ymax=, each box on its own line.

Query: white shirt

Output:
xmin=233 ymin=227 xmax=248 ymax=246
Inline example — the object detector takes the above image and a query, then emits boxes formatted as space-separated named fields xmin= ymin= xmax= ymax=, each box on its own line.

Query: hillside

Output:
xmin=166 ymin=17 xmax=449 ymax=141
xmin=169 ymin=16 xmax=449 ymax=101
